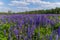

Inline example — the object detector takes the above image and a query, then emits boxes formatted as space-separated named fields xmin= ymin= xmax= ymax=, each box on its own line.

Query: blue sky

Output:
xmin=0 ymin=0 xmax=60 ymax=12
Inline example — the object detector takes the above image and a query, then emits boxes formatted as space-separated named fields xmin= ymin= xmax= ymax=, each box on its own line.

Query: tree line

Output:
xmin=17 ymin=7 xmax=60 ymax=14
xmin=0 ymin=7 xmax=60 ymax=14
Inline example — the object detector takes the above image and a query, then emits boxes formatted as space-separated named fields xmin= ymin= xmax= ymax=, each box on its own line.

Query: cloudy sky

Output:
xmin=0 ymin=0 xmax=60 ymax=12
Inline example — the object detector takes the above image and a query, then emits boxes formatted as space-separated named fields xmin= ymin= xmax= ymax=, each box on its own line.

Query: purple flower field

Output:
xmin=0 ymin=14 xmax=60 ymax=40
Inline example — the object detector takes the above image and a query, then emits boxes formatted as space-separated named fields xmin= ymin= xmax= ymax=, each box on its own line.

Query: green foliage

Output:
xmin=0 ymin=22 xmax=11 ymax=40
xmin=17 ymin=7 xmax=60 ymax=14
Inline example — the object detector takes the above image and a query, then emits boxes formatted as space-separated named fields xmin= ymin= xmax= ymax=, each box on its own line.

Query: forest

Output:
xmin=17 ymin=7 xmax=60 ymax=14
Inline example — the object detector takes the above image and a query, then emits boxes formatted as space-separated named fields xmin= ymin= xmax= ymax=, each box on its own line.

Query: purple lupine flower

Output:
xmin=35 ymin=17 xmax=40 ymax=26
xmin=46 ymin=18 xmax=54 ymax=26
xmin=20 ymin=19 xmax=25 ymax=25
xmin=1 ymin=14 xmax=60 ymax=40
xmin=13 ymin=28 xmax=19 ymax=36
xmin=29 ymin=19 xmax=33 ymax=25
xmin=7 ymin=18 xmax=11 ymax=23
xmin=31 ymin=25 xmax=36 ymax=34
xmin=40 ymin=15 xmax=46 ymax=26
xmin=13 ymin=27 xmax=20 ymax=40
xmin=18 ymin=24 xmax=22 ymax=29
xmin=57 ymin=27 xmax=60 ymax=37
xmin=49 ymin=35 xmax=52 ymax=40
xmin=56 ymin=34 xmax=58 ymax=40
xmin=27 ymin=26 xmax=31 ymax=38
xmin=49 ymin=20 xmax=55 ymax=26
xmin=1 ymin=19 xmax=6 ymax=23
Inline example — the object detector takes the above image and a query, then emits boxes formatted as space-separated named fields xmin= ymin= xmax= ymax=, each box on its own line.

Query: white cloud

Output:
xmin=26 ymin=0 xmax=40 ymax=3
xmin=9 ymin=0 xmax=30 ymax=6
xmin=0 ymin=7 xmax=11 ymax=12
xmin=27 ymin=0 xmax=60 ymax=9
xmin=0 ymin=2 xmax=4 ymax=5
xmin=16 ymin=6 xmax=42 ymax=12
xmin=8 ymin=0 xmax=60 ymax=12
xmin=40 ymin=2 xmax=60 ymax=9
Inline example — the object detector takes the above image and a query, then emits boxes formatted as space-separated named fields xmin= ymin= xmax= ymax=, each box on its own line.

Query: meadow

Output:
xmin=0 ymin=14 xmax=60 ymax=40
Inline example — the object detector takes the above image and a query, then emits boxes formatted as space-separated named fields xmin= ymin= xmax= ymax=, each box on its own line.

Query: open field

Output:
xmin=0 ymin=14 xmax=60 ymax=40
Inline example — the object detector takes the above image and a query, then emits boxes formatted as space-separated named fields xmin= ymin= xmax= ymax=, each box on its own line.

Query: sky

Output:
xmin=0 ymin=0 xmax=60 ymax=12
